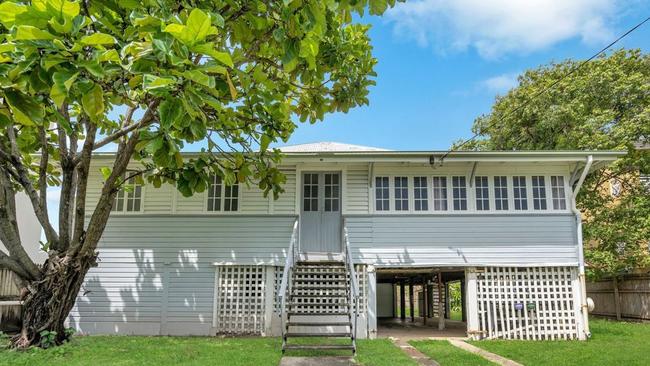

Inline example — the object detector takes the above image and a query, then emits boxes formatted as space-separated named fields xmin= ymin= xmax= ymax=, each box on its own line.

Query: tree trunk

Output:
xmin=13 ymin=252 xmax=97 ymax=348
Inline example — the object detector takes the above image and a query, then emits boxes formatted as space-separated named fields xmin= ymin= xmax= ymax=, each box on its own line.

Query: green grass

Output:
xmin=450 ymin=309 xmax=463 ymax=321
xmin=470 ymin=319 xmax=650 ymax=366
xmin=410 ymin=340 xmax=496 ymax=366
xmin=0 ymin=336 xmax=415 ymax=366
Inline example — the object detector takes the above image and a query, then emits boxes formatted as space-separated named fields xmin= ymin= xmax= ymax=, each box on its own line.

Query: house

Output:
xmin=68 ymin=142 xmax=623 ymax=350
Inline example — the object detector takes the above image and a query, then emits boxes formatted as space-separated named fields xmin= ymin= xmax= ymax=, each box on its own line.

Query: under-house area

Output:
xmin=375 ymin=267 xmax=468 ymax=338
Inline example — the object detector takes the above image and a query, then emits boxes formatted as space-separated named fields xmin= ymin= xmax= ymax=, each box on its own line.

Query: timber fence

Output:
xmin=587 ymin=273 xmax=650 ymax=321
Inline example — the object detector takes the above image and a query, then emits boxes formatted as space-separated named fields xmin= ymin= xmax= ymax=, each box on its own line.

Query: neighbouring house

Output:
xmin=67 ymin=142 xmax=623 ymax=351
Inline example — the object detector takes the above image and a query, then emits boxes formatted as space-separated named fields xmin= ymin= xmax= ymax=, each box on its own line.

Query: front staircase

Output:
xmin=282 ymin=260 xmax=356 ymax=353
xmin=279 ymin=220 xmax=359 ymax=354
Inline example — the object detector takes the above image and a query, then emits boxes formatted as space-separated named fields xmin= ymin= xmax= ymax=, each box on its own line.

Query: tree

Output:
xmin=462 ymin=49 xmax=650 ymax=280
xmin=0 ymin=0 xmax=397 ymax=348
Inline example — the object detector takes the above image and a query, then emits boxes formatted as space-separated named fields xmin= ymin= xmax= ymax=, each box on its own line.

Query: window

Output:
xmin=551 ymin=176 xmax=567 ymax=210
xmin=414 ymin=177 xmax=428 ymax=211
xmin=512 ymin=176 xmax=528 ymax=210
xmin=493 ymin=176 xmax=508 ymax=210
xmin=375 ymin=177 xmax=389 ymax=211
xmin=112 ymin=174 xmax=142 ymax=213
xmin=532 ymin=176 xmax=547 ymax=210
xmin=208 ymin=175 xmax=239 ymax=212
xmin=394 ymin=177 xmax=409 ymax=211
xmin=475 ymin=176 xmax=489 ymax=211
xmin=610 ymin=178 xmax=622 ymax=197
xmin=303 ymin=173 xmax=318 ymax=212
xmin=452 ymin=176 xmax=467 ymax=211
xmin=432 ymin=177 xmax=448 ymax=211
xmin=324 ymin=173 xmax=340 ymax=212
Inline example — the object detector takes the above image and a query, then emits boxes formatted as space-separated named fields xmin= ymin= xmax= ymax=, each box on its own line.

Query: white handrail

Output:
xmin=279 ymin=218 xmax=299 ymax=348
xmin=343 ymin=218 xmax=359 ymax=344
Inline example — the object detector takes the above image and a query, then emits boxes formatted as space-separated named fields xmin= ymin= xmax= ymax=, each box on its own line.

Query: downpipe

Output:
xmin=572 ymin=155 xmax=593 ymax=339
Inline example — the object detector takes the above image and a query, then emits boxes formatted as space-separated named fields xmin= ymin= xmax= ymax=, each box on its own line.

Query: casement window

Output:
xmin=324 ymin=173 xmax=340 ymax=212
xmin=532 ymin=176 xmax=547 ymax=210
xmin=475 ymin=176 xmax=490 ymax=211
xmin=112 ymin=174 xmax=142 ymax=213
xmin=208 ymin=175 xmax=239 ymax=212
xmin=394 ymin=177 xmax=409 ymax=211
xmin=551 ymin=176 xmax=567 ymax=210
xmin=432 ymin=176 xmax=448 ymax=211
xmin=512 ymin=176 xmax=528 ymax=210
xmin=413 ymin=177 xmax=429 ymax=211
xmin=493 ymin=176 xmax=509 ymax=210
xmin=451 ymin=176 xmax=467 ymax=211
xmin=375 ymin=176 xmax=390 ymax=211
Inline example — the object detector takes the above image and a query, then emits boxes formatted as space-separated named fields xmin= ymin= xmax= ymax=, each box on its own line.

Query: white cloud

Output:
xmin=481 ymin=72 xmax=519 ymax=94
xmin=386 ymin=0 xmax=616 ymax=59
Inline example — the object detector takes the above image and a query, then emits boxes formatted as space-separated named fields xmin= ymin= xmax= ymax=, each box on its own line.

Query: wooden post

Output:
xmin=400 ymin=281 xmax=406 ymax=321
xmin=409 ymin=282 xmax=415 ymax=322
xmin=423 ymin=277 xmax=428 ymax=325
xmin=613 ymin=277 xmax=622 ymax=321
xmin=445 ymin=282 xmax=451 ymax=320
xmin=460 ymin=279 xmax=467 ymax=322
xmin=438 ymin=271 xmax=445 ymax=330
xmin=466 ymin=268 xmax=480 ymax=340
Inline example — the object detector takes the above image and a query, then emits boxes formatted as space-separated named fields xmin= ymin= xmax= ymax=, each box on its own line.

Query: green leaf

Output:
xmin=81 ymin=83 xmax=104 ymax=121
xmin=191 ymin=43 xmax=233 ymax=68
xmin=158 ymin=98 xmax=184 ymax=129
xmin=98 ymin=49 xmax=120 ymax=63
xmin=185 ymin=8 xmax=217 ymax=43
xmin=369 ymin=0 xmax=388 ymax=15
xmin=4 ymin=89 xmax=44 ymax=126
xmin=50 ymin=71 xmax=78 ymax=107
xmin=79 ymin=33 xmax=116 ymax=46
xmin=142 ymin=74 xmax=177 ymax=90
xmin=183 ymin=70 xmax=215 ymax=88
xmin=100 ymin=167 xmax=112 ymax=181
xmin=226 ymin=71 xmax=237 ymax=100
xmin=15 ymin=25 xmax=55 ymax=40
xmin=0 ymin=2 xmax=26 ymax=27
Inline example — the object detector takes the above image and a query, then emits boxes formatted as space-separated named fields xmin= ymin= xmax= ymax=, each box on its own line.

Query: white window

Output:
xmin=414 ymin=177 xmax=428 ymax=211
xmin=375 ymin=177 xmax=389 ymax=211
xmin=532 ymin=176 xmax=547 ymax=210
xmin=112 ymin=173 xmax=142 ymax=213
xmin=324 ymin=173 xmax=340 ymax=212
xmin=551 ymin=176 xmax=567 ymax=210
xmin=512 ymin=176 xmax=528 ymax=210
xmin=432 ymin=176 xmax=448 ymax=211
xmin=394 ymin=177 xmax=409 ymax=211
xmin=493 ymin=176 xmax=508 ymax=210
xmin=452 ymin=176 xmax=467 ymax=211
xmin=208 ymin=175 xmax=239 ymax=212
xmin=475 ymin=176 xmax=490 ymax=211
xmin=303 ymin=173 xmax=318 ymax=212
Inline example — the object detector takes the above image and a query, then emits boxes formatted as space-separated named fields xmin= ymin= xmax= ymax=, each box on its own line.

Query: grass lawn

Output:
xmin=471 ymin=318 xmax=650 ymax=366
xmin=410 ymin=340 xmax=496 ymax=366
xmin=0 ymin=335 xmax=415 ymax=366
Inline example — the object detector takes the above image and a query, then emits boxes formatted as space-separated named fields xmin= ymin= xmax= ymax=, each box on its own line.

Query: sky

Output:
xmin=284 ymin=0 xmax=650 ymax=151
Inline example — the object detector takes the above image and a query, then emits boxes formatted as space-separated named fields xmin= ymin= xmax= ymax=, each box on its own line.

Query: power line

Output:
xmin=440 ymin=15 xmax=650 ymax=161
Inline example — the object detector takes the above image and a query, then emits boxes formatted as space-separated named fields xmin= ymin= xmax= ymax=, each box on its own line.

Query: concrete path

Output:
xmin=278 ymin=356 xmax=355 ymax=366
xmin=390 ymin=337 xmax=440 ymax=366
xmin=448 ymin=339 xmax=523 ymax=366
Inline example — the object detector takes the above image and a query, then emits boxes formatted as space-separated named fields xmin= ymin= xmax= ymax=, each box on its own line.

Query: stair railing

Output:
xmin=279 ymin=218 xmax=299 ymax=350
xmin=343 ymin=218 xmax=359 ymax=349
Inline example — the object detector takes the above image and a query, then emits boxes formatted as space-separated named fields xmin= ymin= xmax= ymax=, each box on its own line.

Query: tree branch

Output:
xmin=70 ymin=122 xmax=97 ymax=249
xmin=92 ymin=105 xmax=141 ymax=151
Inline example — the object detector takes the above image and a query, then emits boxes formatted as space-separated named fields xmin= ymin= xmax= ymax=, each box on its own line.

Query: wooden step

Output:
xmin=292 ymin=278 xmax=347 ymax=283
xmin=289 ymin=293 xmax=348 ymax=298
xmin=283 ymin=344 xmax=355 ymax=351
xmin=288 ymin=311 xmax=350 ymax=317
xmin=292 ymin=285 xmax=347 ymax=290
xmin=286 ymin=332 xmax=351 ymax=338
xmin=287 ymin=321 xmax=351 ymax=327
xmin=288 ymin=302 xmax=349 ymax=307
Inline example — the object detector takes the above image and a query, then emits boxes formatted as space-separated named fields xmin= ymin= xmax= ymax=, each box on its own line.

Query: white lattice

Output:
xmin=214 ymin=265 xmax=266 ymax=334
xmin=476 ymin=266 xmax=579 ymax=340
xmin=354 ymin=264 xmax=368 ymax=314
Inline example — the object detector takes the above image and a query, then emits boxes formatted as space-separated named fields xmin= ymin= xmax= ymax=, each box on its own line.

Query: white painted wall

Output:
xmin=0 ymin=192 xmax=46 ymax=264
xmin=377 ymin=283 xmax=394 ymax=318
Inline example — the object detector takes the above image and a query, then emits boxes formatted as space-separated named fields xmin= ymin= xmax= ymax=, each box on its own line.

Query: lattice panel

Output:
xmin=476 ymin=266 xmax=579 ymax=340
xmin=354 ymin=264 xmax=368 ymax=314
xmin=214 ymin=265 xmax=266 ymax=334
xmin=274 ymin=266 xmax=284 ymax=314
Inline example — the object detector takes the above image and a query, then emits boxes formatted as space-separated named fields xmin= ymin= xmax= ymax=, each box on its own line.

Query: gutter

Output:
xmin=571 ymin=155 xmax=593 ymax=339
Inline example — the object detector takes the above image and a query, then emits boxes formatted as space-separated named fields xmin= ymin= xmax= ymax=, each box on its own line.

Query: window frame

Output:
xmin=206 ymin=175 xmax=241 ymax=213
xmin=550 ymin=175 xmax=568 ymax=210
xmin=111 ymin=172 xmax=144 ymax=215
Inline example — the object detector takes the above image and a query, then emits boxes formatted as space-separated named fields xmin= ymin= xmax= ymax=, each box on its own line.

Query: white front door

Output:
xmin=300 ymin=172 xmax=342 ymax=253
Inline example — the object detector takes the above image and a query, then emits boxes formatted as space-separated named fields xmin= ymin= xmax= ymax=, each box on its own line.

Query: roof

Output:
xmin=278 ymin=142 xmax=390 ymax=152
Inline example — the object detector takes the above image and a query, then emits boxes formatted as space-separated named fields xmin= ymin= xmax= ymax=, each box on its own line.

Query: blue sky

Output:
xmin=285 ymin=0 xmax=650 ymax=151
